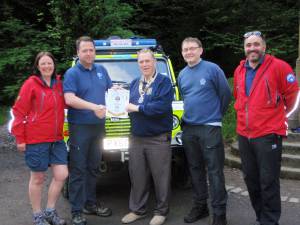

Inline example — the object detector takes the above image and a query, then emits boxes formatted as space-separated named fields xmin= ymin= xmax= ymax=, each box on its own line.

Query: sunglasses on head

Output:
xmin=243 ymin=31 xmax=262 ymax=39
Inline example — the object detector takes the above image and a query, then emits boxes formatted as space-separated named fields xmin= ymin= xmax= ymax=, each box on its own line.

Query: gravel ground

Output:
xmin=0 ymin=124 xmax=70 ymax=225
xmin=1 ymin=124 xmax=299 ymax=225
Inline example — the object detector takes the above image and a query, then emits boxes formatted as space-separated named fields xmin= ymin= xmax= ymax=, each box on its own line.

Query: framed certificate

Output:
xmin=105 ymin=89 xmax=130 ymax=118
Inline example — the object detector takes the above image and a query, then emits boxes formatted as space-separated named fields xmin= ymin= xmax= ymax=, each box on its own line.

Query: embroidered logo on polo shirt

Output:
xmin=200 ymin=78 xmax=206 ymax=85
xmin=286 ymin=73 xmax=296 ymax=83
xmin=97 ymin=72 xmax=103 ymax=80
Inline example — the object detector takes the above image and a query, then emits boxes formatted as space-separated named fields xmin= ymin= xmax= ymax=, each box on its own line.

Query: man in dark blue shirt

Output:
xmin=121 ymin=49 xmax=173 ymax=225
xmin=64 ymin=36 xmax=112 ymax=225
xmin=178 ymin=37 xmax=231 ymax=225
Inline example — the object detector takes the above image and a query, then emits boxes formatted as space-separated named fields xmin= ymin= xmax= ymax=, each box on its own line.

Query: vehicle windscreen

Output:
xmin=96 ymin=58 xmax=171 ymax=84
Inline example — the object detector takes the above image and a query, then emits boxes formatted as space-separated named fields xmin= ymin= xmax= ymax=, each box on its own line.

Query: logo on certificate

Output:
xmin=105 ymin=89 xmax=129 ymax=118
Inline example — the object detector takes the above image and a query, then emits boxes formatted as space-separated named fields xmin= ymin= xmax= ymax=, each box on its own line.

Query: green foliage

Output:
xmin=0 ymin=106 xmax=8 ymax=125
xmin=222 ymin=78 xmax=236 ymax=143
xmin=48 ymin=0 xmax=134 ymax=57
xmin=0 ymin=0 xmax=134 ymax=104
xmin=0 ymin=0 xmax=298 ymax=106
xmin=129 ymin=0 xmax=298 ymax=76
xmin=0 ymin=17 xmax=61 ymax=104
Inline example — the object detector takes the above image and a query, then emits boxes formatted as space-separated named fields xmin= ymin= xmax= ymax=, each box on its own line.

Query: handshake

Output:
xmin=93 ymin=104 xmax=106 ymax=119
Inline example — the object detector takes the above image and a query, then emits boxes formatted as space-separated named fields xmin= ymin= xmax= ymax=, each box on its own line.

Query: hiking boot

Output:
xmin=121 ymin=212 xmax=146 ymax=224
xmin=184 ymin=205 xmax=209 ymax=223
xmin=33 ymin=212 xmax=50 ymax=225
xmin=44 ymin=209 xmax=66 ymax=225
xmin=83 ymin=203 xmax=112 ymax=217
xmin=149 ymin=215 xmax=166 ymax=225
xmin=211 ymin=214 xmax=227 ymax=225
xmin=72 ymin=212 xmax=87 ymax=225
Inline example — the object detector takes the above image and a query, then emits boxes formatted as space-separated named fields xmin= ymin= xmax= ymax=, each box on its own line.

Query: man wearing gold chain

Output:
xmin=122 ymin=48 xmax=174 ymax=225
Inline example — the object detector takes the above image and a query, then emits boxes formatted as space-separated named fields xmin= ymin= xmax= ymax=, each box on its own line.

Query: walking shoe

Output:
xmin=121 ymin=212 xmax=146 ymax=224
xmin=211 ymin=214 xmax=227 ymax=225
xmin=44 ymin=209 xmax=66 ymax=225
xmin=83 ymin=203 xmax=112 ymax=217
xmin=184 ymin=205 xmax=209 ymax=223
xmin=149 ymin=215 xmax=166 ymax=225
xmin=33 ymin=212 xmax=50 ymax=225
xmin=72 ymin=212 xmax=87 ymax=225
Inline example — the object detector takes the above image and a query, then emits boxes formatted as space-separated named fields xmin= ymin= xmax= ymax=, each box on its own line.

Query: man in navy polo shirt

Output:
xmin=64 ymin=36 xmax=112 ymax=225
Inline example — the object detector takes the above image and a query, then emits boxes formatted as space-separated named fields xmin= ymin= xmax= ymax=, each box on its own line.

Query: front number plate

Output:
xmin=103 ymin=138 xmax=129 ymax=150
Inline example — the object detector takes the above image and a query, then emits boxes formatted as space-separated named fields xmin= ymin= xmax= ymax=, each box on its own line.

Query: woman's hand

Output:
xmin=17 ymin=143 xmax=26 ymax=152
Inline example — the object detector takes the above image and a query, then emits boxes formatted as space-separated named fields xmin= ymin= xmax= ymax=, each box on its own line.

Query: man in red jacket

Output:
xmin=233 ymin=31 xmax=299 ymax=225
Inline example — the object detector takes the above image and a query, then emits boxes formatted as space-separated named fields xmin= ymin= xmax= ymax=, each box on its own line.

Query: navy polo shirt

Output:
xmin=245 ymin=56 xmax=264 ymax=96
xmin=63 ymin=62 xmax=112 ymax=124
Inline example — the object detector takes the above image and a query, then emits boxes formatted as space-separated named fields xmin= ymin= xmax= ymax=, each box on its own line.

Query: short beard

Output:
xmin=246 ymin=51 xmax=264 ymax=63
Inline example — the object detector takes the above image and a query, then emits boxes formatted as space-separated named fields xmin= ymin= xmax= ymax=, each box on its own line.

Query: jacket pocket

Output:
xmin=262 ymin=78 xmax=277 ymax=108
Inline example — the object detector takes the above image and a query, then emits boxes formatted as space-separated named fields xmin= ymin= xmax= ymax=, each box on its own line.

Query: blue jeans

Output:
xmin=68 ymin=123 xmax=105 ymax=213
xmin=182 ymin=124 xmax=227 ymax=216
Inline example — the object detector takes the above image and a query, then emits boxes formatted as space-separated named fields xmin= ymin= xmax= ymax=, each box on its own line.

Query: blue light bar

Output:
xmin=94 ymin=38 xmax=157 ymax=50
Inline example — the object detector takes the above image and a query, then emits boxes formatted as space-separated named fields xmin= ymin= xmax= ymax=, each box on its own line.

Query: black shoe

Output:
xmin=211 ymin=214 xmax=227 ymax=225
xmin=72 ymin=212 xmax=87 ymax=225
xmin=83 ymin=203 xmax=112 ymax=217
xmin=184 ymin=205 xmax=209 ymax=223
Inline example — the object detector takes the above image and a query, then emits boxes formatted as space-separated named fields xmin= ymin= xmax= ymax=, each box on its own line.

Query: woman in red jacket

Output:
xmin=11 ymin=52 xmax=68 ymax=225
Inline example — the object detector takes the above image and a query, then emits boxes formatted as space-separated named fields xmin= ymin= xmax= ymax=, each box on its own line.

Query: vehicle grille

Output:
xmin=105 ymin=117 xmax=131 ymax=137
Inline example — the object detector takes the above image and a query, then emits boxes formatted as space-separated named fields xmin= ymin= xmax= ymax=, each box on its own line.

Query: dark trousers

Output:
xmin=68 ymin=123 xmax=104 ymax=213
xmin=238 ymin=134 xmax=282 ymax=225
xmin=182 ymin=125 xmax=227 ymax=216
xmin=128 ymin=133 xmax=172 ymax=216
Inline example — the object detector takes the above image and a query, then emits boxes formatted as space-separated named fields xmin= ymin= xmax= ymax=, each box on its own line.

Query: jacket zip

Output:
xmin=52 ymin=88 xmax=58 ymax=141
xmin=245 ymin=103 xmax=249 ymax=131
xmin=40 ymin=91 xmax=46 ymax=112
xmin=265 ymin=79 xmax=272 ymax=104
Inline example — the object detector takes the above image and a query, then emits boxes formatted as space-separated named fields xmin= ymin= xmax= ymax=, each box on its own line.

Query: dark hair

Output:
xmin=33 ymin=51 xmax=56 ymax=79
xmin=181 ymin=37 xmax=203 ymax=48
xmin=76 ymin=36 xmax=95 ymax=51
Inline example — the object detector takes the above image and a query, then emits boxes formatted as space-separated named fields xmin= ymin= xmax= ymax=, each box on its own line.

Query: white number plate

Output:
xmin=110 ymin=39 xmax=132 ymax=47
xmin=103 ymin=137 xmax=129 ymax=150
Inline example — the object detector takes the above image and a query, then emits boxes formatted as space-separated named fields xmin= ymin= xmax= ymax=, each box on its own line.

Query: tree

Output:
xmin=128 ymin=0 xmax=298 ymax=76
xmin=0 ymin=0 xmax=134 ymax=104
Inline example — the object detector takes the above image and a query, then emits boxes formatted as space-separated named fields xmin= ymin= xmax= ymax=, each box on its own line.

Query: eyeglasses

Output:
xmin=243 ymin=31 xmax=262 ymax=39
xmin=182 ymin=46 xmax=201 ymax=53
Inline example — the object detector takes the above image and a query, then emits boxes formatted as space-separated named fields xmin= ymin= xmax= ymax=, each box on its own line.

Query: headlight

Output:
xmin=173 ymin=115 xmax=180 ymax=129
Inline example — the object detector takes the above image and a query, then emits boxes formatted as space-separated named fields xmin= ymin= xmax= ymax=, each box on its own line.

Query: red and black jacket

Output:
xmin=233 ymin=54 xmax=299 ymax=138
xmin=11 ymin=75 xmax=65 ymax=144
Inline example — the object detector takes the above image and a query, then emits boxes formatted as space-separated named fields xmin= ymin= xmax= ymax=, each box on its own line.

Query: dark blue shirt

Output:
xmin=178 ymin=60 xmax=231 ymax=125
xmin=63 ymin=62 xmax=112 ymax=124
xmin=129 ymin=73 xmax=173 ymax=137
xmin=245 ymin=56 xmax=264 ymax=96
